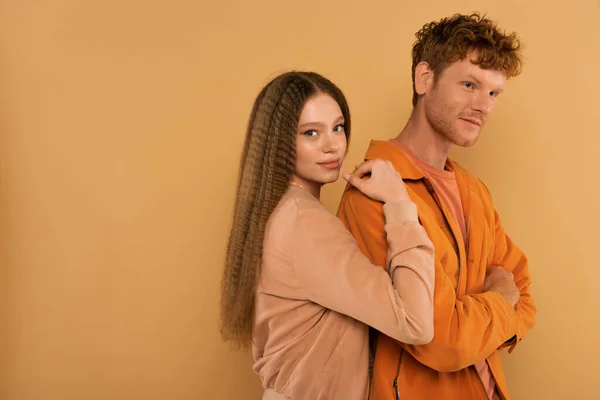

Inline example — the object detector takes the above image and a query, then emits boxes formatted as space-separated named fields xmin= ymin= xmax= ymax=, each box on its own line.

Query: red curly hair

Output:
xmin=411 ymin=13 xmax=523 ymax=106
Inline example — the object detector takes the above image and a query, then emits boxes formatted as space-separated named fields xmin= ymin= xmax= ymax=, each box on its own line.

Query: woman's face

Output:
xmin=292 ymin=93 xmax=347 ymax=196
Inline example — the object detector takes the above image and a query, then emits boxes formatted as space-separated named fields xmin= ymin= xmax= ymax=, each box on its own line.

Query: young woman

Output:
xmin=220 ymin=71 xmax=435 ymax=400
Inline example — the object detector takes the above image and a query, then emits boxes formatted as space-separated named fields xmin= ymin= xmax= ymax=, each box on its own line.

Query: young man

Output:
xmin=338 ymin=13 xmax=537 ymax=400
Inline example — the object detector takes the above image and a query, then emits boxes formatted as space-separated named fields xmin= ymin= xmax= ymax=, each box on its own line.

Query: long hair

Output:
xmin=411 ymin=13 xmax=523 ymax=106
xmin=220 ymin=71 xmax=351 ymax=348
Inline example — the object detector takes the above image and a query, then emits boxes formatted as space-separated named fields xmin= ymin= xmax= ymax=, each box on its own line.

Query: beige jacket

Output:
xmin=252 ymin=186 xmax=435 ymax=400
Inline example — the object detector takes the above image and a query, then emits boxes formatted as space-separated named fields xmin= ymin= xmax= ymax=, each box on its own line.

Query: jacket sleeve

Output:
xmin=337 ymin=188 xmax=521 ymax=372
xmin=290 ymin=200 xmax=436 ymax=345
xmin=481 ymin=183 xmax=537 ymax=352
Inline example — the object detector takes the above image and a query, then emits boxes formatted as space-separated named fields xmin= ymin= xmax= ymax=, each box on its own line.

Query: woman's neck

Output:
xmin=290 ymin=176 xmax=321 ymax=199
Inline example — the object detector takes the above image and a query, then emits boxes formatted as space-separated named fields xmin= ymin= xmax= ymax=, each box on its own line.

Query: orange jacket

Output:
xmin=337 ymin=140 xmax=536 ymax=400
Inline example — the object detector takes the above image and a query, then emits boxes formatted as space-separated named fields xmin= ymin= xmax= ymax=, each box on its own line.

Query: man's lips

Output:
xmin=460 ymin=117 xmax=482 ymax=126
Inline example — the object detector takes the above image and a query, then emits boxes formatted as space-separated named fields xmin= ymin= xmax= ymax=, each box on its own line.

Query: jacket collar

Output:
xmin=364 ymin=139 xmax=465 ymax=181
xmin=364 ymin=140 xmax=425 ymax=180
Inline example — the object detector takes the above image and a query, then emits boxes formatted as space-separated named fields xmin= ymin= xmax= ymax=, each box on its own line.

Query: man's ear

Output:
xmin=414 ymin=61 xmax=434 ymax=97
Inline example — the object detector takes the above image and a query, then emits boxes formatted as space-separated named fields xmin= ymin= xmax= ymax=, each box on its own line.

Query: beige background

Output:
xmin=1 ymin=1 xmax=598 ymax=399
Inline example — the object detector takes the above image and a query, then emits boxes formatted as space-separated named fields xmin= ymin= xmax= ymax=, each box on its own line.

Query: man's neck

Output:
xmin=393 ymin=110 xmax=453 ymax=170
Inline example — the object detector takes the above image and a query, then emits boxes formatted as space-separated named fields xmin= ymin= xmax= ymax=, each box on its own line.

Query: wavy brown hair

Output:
xmin=411 ymin=13 xmax=523 ymax=106
xmin=220 ymin=71 xmax=351 ymax=348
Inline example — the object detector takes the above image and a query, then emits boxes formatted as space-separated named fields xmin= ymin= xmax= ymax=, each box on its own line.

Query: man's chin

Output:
xmin=452 ymin=133 xmax=480 ymax=148
xmin=457 ymin=140 xmax=478 ymax=148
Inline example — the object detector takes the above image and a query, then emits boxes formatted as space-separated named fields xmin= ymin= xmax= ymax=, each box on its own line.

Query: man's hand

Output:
xmin=484 ymin=267 xmax=520 ymax=308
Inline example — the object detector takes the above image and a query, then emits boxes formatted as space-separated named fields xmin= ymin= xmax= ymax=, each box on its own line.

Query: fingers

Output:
xmin=343 ymin=159 xmax=399 ymax=190
xmin=352 ymin=161 xmax=374 ymax=179
xmin=487 ymin=266 xmax=511 ymax=277
xmin=345 ymin=171 xmax=367 ymax=192
xmin=484 ymin=267 xmax=515 ymax=292
xmin=344 ymin=160 xmax=372 ymax=189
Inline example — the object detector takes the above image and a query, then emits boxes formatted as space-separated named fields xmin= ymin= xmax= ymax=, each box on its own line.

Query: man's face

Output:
xmin=423 ymin=55 xmax=507 ymax=147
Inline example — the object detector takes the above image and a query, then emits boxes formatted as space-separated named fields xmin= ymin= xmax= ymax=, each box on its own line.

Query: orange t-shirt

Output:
xmin=390 ymin=139 xmax=499 ymax=400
